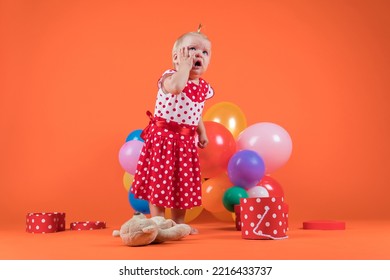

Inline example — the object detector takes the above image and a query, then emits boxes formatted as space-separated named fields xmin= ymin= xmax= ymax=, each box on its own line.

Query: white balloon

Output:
xmin=247 ymin=186 xmax=270 ymax=198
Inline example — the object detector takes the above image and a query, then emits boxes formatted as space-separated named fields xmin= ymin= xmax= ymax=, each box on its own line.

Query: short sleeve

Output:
xmin=157 ymin=69 xmax=176 ymax=90
xmin=205 ymin=85 xmax=214 ymax=100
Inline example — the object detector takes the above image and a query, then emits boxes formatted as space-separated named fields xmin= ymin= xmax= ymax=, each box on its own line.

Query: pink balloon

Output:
xmin=237 ymin=122 xmax=292 ymax=174
xmin=118 ymin=140 xmax=144 ymax=174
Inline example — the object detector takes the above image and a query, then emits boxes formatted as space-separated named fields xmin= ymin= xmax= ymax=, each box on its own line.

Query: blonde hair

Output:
xmin=172 ymin=31 xmax=210 ymax=56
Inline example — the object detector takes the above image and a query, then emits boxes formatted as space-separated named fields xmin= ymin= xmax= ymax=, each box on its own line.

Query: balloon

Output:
xmin=165 ymin=206 xmax=204 ymax=223
xmin=126 ymin=129 xmax=144 ymax=142
xmin=128 ymin=191 xmax=150 ymax=214
xmin=256 ymin=175 xmax=285 ymax=197
xmin=210 ymin=210 xmax=234 ymax=222
xmin=222 ymin=186 xmax=249 ymax=212
xmin=118 ymin=140 xmax=144 ymax=174
xmin=198 ymin=121 xmax=236 ymax=178
xmin=201 ymin=173 xmax=233 ymax=213
xmin=247 ymin=186 xmax=269 ymax=198
xmin=227 ymin=150 xmax=265 ymax=188
xmin=203 ymin=102 xmax=247 ymax=139
xmin=237 ymin=122 xmax=292 ymax=174
xmin=123 ymin=172 xmax=134 ymax=192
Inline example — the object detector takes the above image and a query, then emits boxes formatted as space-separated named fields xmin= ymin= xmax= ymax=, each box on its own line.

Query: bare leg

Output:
xmin=171 ymin=208 xmax=186 ymax=224
xmin=171 ymin=208 xmax=199 ymax=234
xmin=149 ymin=203 xmax=165 ymax=217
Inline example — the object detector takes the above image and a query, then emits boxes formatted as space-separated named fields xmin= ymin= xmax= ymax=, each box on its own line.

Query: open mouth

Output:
xmin=194 ymin=60 xmax=202 ymax=67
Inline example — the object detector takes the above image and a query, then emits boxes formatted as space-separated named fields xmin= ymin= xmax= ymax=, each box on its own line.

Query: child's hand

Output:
xmin=197 ymin=133 xmax=209 ymax=149
xmin=177 ymin=47 xmax=194 ymax=72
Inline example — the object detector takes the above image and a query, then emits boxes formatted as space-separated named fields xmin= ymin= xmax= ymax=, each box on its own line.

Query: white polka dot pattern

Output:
xmin=70 ymin=221 xmax=106 ymax=231
xmin=26 ymin=212 xmax=66 ymax=234
xmin=155 ymin=69 xmax=214 ymax=126
xmin=240 ymin=197 xmax=288 ymax=240
xmin=131 ymin=70 xmax=213 ymax=210
xmin=132 ymin=125 xmax=202 ymax=209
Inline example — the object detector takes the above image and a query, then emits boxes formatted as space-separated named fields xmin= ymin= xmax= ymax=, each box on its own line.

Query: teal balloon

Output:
xmin=222 ymin=186 xmax=249 ymax=212
xmin=126 ymin=129 xmax=144 ymax=142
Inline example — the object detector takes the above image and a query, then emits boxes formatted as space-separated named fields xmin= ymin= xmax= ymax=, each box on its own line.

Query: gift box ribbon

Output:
xmin=240 ymin=197 xmax=288 ymax=240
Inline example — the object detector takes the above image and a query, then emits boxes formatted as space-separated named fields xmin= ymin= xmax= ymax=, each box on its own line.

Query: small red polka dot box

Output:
xmin=240 ymin=197 xmax=288 ymax=240
xmin=234 ymin=205 xmax=242 ymax=231
xmin=26 ymin=212 xmax=66 ymax=234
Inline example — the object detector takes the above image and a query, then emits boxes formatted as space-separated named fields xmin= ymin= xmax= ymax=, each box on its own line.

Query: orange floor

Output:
xmin=1 ymin=213 xmax=390 ymax=260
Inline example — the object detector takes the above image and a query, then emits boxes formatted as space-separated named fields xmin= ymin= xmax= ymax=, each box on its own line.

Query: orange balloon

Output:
xmin=210 ymin=210 xmax=234 ymax=222
xmin=201 ymin=173 xmax=233 ymax=213
xmin=204 ymin=102 xmax=247 ymax=139
xmin=165 ymin=206 xmax=204 ymax=223
xmin=123 ymin=172 xmax=134 ymax=192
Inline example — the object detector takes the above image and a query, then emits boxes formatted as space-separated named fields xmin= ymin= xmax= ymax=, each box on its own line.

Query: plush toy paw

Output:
xmin=153 ymin=223 xmax=191 ymax=243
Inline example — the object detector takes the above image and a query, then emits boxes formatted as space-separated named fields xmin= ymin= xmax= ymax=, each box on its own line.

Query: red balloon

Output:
xmin=257 ymin=175 xmax=284 ymax=197
xmin=198 ymin=121 xmax=237 ymax=178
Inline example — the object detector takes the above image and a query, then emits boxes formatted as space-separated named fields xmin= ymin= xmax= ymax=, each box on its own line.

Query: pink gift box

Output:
xmin=240 ymin=197 xmax=288 ymax=240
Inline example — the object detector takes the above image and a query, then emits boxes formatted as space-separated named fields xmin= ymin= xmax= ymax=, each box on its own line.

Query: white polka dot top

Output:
xmin=154 ymin=69 xmax=214 ymax=126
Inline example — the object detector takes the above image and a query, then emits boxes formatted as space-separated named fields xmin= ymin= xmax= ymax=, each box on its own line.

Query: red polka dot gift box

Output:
xmin=240 ymin=197 xmax=288 ymax=240
xmin=234 ymin=204 xmax=241 ymax=231
xmin=26 ymin=212 xmax=66 ymax=234
xmin=70 ymin=221 xmax=106 ymax=231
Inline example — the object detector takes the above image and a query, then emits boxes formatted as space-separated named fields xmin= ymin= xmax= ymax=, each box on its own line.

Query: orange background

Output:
xmin=1 ymin=0 xmax=390 ymax=232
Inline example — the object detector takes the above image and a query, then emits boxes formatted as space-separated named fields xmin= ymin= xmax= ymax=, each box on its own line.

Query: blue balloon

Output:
xmin=128 ymin=191 xmax=150 ymax=214
xmin=227 ymin=150 xmax=265 ymax=188
xmin=126 ymin=129 xmax=144 ymax=142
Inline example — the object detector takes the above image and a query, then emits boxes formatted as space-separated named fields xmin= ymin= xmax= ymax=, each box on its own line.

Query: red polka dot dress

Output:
xmin=131 ymin=69 xmax=214 ymax=209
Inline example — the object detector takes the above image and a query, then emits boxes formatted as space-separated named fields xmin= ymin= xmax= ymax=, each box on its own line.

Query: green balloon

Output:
xmin=222 ymin=186 xmax=249 ymax=212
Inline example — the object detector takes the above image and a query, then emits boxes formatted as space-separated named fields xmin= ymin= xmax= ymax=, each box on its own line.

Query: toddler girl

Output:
xmin=131 ymin=27 xmax=214 ymax=234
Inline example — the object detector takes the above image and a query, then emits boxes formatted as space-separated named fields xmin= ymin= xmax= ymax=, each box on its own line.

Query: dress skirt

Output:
xmin=131 ymin=121 xmax=202 ymax=209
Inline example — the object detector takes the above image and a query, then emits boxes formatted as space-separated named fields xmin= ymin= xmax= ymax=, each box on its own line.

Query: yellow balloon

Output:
xmin=165 ymin=206 xmax=204 ymax=223
xmin=204 ymin=102 xmax=247 ymax=139
xmin=123 ymin=172 xmax=134 ymax=192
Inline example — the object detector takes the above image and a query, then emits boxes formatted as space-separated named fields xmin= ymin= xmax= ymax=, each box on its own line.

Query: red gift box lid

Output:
xmin=303 ymin=220 xmax=346 ymax=230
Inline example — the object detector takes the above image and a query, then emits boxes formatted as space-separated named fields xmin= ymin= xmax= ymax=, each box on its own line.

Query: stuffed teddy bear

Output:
xmin=112 ymin=212 xmax=192 ymax=246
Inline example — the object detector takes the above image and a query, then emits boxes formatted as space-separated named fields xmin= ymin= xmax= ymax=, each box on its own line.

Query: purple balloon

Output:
xmin=227 ymin=150 xmax=265 ymax=188
xmin=118 ymin=140 xmax=144 ymax=174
